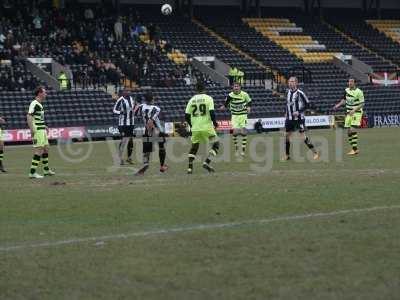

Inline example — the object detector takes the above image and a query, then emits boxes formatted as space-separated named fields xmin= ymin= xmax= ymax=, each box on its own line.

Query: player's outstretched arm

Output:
xmin=333 ymin=99 xmax=345 ymax=110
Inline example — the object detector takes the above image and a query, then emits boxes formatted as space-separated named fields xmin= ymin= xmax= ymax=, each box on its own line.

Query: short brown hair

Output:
xmin=35 ymin=86 xmax=45 ymax=96
xmin=196 ymin=81 xmax=205 ymax=93
xmin=144 ymin=91 xmax=154 ymax=103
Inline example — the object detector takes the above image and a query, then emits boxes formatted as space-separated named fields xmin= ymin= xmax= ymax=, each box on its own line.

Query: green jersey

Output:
xmin=344 ymin=87 xmax=364 ymax=113
xmin=185 ymin=93 xmax=215 ymax=131
xmin=28 ymin=99 xmax=46 ymax=130
xmin=225 ymin=90 xmax=251 ymax=115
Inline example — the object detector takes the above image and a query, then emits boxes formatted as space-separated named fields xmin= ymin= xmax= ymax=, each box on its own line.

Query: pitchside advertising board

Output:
xmin=2 ymin=116 xmax=333 ymax=142
xmin=2 ymin=127 xmax=87 ymax=142
xmin=2 ymin=125 xmax=171 ymax=142
xmin=370 ymin=114 xmax=400 ymax=128
xmin=216 ymin=115 xmax=333 ymax=131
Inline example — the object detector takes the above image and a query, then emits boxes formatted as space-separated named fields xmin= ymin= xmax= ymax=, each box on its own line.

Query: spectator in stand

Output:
xmin=135 ymin=23 xmax=146 ymax=36
xmin=254 ymin=119 xmax=265 ymax=134
xmin=0 ymin=30 xmax=6 ymax=50
xmin=12 ymin=40 xmax=22 ymax=56
xmin=58 ymin=71 xmax=68 ymax=90
xmin=148 ymin=23 xmax=160 ymax=42
xmin=33 ymin=13 xmax=43 ymax=35
xmin=184 ymin=74 xmax=191 ymax=85
xmin=84 ymin=7 xmax=94 ymax=21
xmin=114 ymin=17 xmax=123 ymax=42
xmin=5 ymin=30 xmax=14 ymax=49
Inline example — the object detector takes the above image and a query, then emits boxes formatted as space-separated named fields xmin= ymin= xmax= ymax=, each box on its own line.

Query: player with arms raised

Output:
xmin=134 ymin=91 xmax=168 ymax=175
xmin=185 ymin=82 xmax=219 ymax=174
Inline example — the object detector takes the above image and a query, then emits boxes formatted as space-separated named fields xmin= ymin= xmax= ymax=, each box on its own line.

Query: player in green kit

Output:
xmin=220 ymin=82 xmax=251 ymax=156
xmin=27 ymin=87 xmax=55 ymax=179
xmin=185 ymin=82 xmax=219 ymax=174
xmin=0 ymin=115 xmax=6 ymax=172
xmin=333 ymin=78 xmax=365 ymax=155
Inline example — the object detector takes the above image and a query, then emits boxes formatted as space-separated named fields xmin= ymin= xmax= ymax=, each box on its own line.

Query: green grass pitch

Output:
xmin=1 ymin=128 xmax=400 ymax=299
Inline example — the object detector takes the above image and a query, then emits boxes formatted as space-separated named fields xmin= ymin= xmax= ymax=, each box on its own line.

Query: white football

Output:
xmin=161 ymin=3 xmax=172 ymax=15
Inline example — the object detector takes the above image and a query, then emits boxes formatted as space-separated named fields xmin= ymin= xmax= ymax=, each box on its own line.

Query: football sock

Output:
xmin=127 ymin=138 xmax=133 ymax=158
xmin=205 ymin=141 xmax=219 ymax=165
xmin=304 ymin=136 xmax=315 ymax=151
xmin=159 ymin=148 xmax=166 ymax=167
xmin=241 ymin=134 xmax=247 ymax=153
xmin=233 ymin=134 xmax=238 ymax=151
xmin=285 ymin=139 xmax=290 ymax=156
xmin=188 ymin=143 xmax=199 ymax=170
xmin=30 ymin=154 xmax=41 ymax=175
xmin=350 ymin=132 xmax=358 ymax=151
xmin=42 ymin=152 xmax=49 ymax=173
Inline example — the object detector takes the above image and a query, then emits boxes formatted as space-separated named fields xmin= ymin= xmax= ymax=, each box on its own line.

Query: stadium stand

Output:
xmin=0 ymin=59 xmax=45 ymax=92
xmin=0 ymin=90 xmax=115 ymax=130
xmin=331 ymin=18 xmax=400 ymax=66
xmin=0 ymin=2 xmax=400 ymax=133
xmin=197 ymin=11 xmax=348 ymax=112
xmin=197 ymin=7 xmax=400 ymax=117
xmin=292 ymin=16 xmax=397 ymax=73
xmin=137 ymin=6 xmax=266 ymax=80
xmin=0 ymin=1 xmax=195 ymax=90
xmin=132 ymin=85 xmax=284 ymax=122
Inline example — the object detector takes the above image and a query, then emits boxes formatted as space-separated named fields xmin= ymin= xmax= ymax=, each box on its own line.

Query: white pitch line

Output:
xmin=1 ymin=205 xmax=399 ymax=253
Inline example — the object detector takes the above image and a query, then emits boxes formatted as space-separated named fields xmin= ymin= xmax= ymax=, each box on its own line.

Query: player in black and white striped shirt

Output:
xmin=113 ymin=89 xmax=137 ymax=165
xmin=283 ymin=77 xmax=319 ymax=161
xmin=134 ymin=91 xmax=168 ymax=175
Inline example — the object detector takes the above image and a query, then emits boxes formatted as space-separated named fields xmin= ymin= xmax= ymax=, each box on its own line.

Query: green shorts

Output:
xmin=231 ymin=114 xmax=248 ymax=129
xmin=33 ymin=129 xmax=49 ymax=148
xmin=0 ymin=128 xmax=3 ymax=142
xmin=191 ymin=128 xmax=217 ymax=144
xmin=344 ymin=112 xmax=363 ymax=128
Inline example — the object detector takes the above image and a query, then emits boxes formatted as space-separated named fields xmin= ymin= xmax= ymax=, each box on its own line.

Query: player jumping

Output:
xmin=134 ymin=91 xmax=168 ymax=175
xmin=185 ymin=82 xmax=219 ymax=174
xmin=113 ymin=89 xmax=136 ymax=165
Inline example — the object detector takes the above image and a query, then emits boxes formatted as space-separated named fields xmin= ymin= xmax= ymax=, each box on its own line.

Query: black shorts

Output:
xmin=285 ymin=119 xmax=306 ymax=133
xmin=118 ymin=125 xmax=135 ymax=137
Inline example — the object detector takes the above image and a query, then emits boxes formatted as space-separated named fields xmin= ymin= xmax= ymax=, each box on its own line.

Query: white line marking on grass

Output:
xmin=1 ymin=205 xmax=400 ymax=252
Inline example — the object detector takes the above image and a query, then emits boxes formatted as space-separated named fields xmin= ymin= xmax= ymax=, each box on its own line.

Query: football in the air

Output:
xmin=161 ymin=3 xmax=172 ymax=15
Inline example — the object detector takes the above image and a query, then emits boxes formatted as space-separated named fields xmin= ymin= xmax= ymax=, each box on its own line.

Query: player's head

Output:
xmin=348 ymin=78 xmax=356 ymax=89
xmin=196 ymin=81 xmax=206 ymax=93
xmin=288 ymin=77 xmax=298 ymax=90
xmin=144 ymin=91 xmax=154 ymax=104
xmin=232 ymin=82 xmax=241 ymax=94
xmin=35 ymin=86 xmax=47 ymax=101
xmin=121 ymin=89 xmax=129 ymax=97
